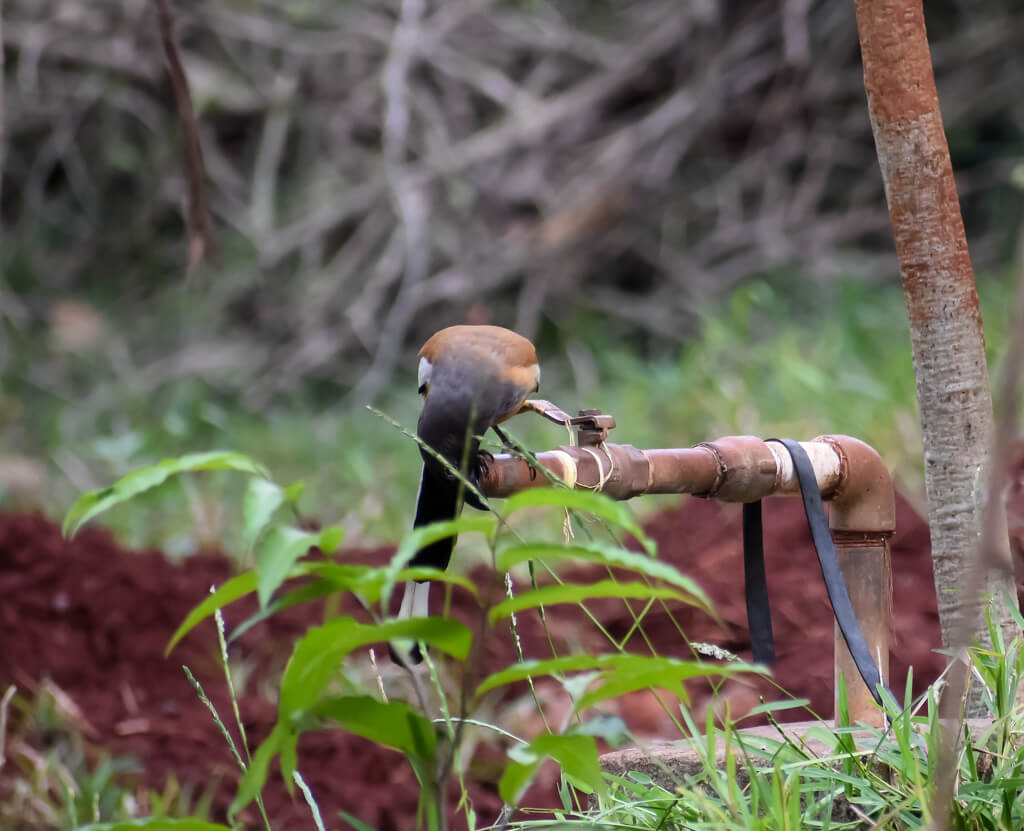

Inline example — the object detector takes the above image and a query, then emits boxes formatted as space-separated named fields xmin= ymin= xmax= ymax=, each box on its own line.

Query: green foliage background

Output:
xmin=3 ymin=1 xmax=1024 ymax=550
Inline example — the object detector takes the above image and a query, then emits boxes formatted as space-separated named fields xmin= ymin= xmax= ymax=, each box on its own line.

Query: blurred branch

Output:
xmin=2 ymin=20 xmax=164 ymax=84
xmin=3 ymin=0 xmax=1022 ymax=400
xmin=260 ymin=9 xmax=693 ymax=266
xmin=350 ymin=0 xmax=428 ymax=404
xmin=249 ymin=73 xmax=297 ymax=238
xmin=153 ymin=0 xmax=213 ymax=273
xmin=0 ymin=0 xmax=4 ymax=219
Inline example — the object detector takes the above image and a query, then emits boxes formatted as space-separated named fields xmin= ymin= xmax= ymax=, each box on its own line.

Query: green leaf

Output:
xmin=242 ymin=477 xmax=284 ymax=554
xmin=165 ymin=573 xmax=259 ymax=655
xmin=63 ymin=450 xmax=269 ymax=537
xmin=497 ymin=541 xmax=713 ymax=614
xmin=571 ymin=714 xmax=629 ymax=748
xmin=298 ymin=561 xmax=378 ymax=592
xmin=509 ymin=825 xmax=617 ymax=831
xmin=256 ymin=525 xmax=344 ymax=608
xmin=337 ymin=811 xmax=377 ymax=831
xmin=744 ymin=698 xmax=812 ymax=718
xmin=575 ymin=656 xmax=764 ymax=711
xmin=316 ymin=696 xmax=437 ymax=761
xmin=500 ymin=733 xmax=604 ymax=804
xmin=281 ymin=729 xmax=298 ymax=797
xmin=390 ymin=567 xmax=480 ymax=600
xmin=489 ymin=580 xmax=699 ymax=624
xmin=231 ymin=724 xmax=292 ymax=817
xmin=283 ymin=480 xmax=305 ymax=503
xmin=166 ymin=560 xmax=356 ymax=655
xmin=499 ymin=755 xmax=542 ymax=806
xmin=230 ymin=579 xmax=337 ymax=642
xmin=380 ymin=516 xmax=496 ymax=611
xmin=478 ymin=654 xmax=626 ymax=695
xmin=501 ymin=488 xmax=654 ymax=553
xmin=78 ymin=821 xmax=232 ymax=831
xmin=476 ymin=653 xmax=762 ymax=701
xmin=280 ymin=617 xmax=472 ymax=718
xmin=302 ymin=561 xmax=480 ymax=606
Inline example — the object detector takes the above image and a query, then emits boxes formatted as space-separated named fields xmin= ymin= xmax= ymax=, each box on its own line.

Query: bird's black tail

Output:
xmin=410 ymin=463 xmax=463 ymax=570
xmin=393 ymin=465 xmax=470 ymax=665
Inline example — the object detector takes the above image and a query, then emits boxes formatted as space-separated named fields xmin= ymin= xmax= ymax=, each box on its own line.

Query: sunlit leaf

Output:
xmin=230 ymin=579 xmax=337 ymax=642
xmin=280 ymin=617 xmax=471 ymax=718
xmin=230 ymin=723 xmax=291 ymax=817
xmin=744 ymin=698 xmax=812 ymax=718
xmin=501 ymin=489 xmax=654 ymax=554
xmin=497 ymin=541 xmax=713 ymax=614
xmin=337 ymin=811 xmax=377 ymax=831
xmin=256 ymin=524 xmax=344 ymax=608
xmin=477 ymin=654 xmax=629 ymax=695
xmin=575 ymin=656 xmax=765 ymax=711
xmin=78 ymin=821 xmax=232 ymax=831
xmin=283 ymin=480 xmax=305 ymax=503
xmin=242 ymin=477 xmax=284 ymax=554
xmin=489 ymin=580 xmax=698 ymax=624
xmin=500 ymin=733 xmax=604 ymax=804
xmin=280 ymin=728 xmax=298 ymax=798
xmin=572 ymin=714 xmax=630 ymax=748
xmin=63 ymin=450 xmax=269 ymax=537
xmin=316 ymin=696 xmax=437 ymax=761
xmin=166 ymin=573 xmax=259 ymax=655
xmin=476 ymin=653 xmax=762 ymax=701
xmin=166 ymin=559 xmax=362 ymax=655
xmin=302 ymin=562 xmax=480 ymax=605
xmin=380 ymin=516 xmax=495 ymax=611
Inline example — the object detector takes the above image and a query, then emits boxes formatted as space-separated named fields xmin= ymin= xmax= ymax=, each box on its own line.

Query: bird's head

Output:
xmin=416 ymin=324 xmax=539 ymax=404
xmin=414 ymin=325 xmax=539 ymax=470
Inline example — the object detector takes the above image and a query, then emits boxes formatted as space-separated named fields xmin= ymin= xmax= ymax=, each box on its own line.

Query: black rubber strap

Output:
xmin=742 ymin=500 xmax=775 ymax=664
xmin=741 ymin=439 xmax=891 ymax=706
xmin=776 ymin=438 xmax=889 ymax=705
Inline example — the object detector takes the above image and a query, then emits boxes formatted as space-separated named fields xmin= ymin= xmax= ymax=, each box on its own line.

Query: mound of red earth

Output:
xmin=0 ymin=494 xmax=943 ymax=830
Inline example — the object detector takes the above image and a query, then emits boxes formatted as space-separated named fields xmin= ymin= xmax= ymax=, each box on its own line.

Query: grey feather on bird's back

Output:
xmin=418 ymin=357 xmax=521 ymax=468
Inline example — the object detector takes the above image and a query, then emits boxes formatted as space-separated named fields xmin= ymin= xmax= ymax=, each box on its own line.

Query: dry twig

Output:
xmin=153 ymin=0 xmax=213 ymax=273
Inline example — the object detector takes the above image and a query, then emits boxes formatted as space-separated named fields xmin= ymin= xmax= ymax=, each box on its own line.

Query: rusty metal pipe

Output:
xmin=816 ymin=435 xmax=896 ymax=532
xmin=481 ymin=437 xmax=848 ymax=503
xmin=816 ymin=435 xmax=895 ymax=727
xmin=479 ymin=434 xmax=895 ymax=725
xmin=833 ymin=533 xmax=892 ymax=727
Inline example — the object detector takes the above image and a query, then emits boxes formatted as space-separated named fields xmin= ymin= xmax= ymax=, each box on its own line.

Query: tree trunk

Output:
xmin=852 ymin=0 xmax=1017 ymax=715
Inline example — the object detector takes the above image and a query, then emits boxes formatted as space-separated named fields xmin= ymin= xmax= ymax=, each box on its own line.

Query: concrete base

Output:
xmin=600 ymin=720 xmax=845 ymax=789
xmin=599 ymin=718 xmax=998 ymax=823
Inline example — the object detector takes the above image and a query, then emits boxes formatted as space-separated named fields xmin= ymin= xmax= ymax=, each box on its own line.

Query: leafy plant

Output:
xmin=64 ymin=449 xmax=747 ymax=829
xmin=62 ymin=447 xmax=1024 ymax=830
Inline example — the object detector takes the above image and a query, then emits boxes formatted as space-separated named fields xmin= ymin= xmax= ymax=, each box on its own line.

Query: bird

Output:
xmin=394 ymin=324 xmax=540 ymax=662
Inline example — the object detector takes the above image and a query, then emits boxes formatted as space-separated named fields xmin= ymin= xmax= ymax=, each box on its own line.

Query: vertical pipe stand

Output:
xmin=833 ymin=532 xmax=892 ymax=726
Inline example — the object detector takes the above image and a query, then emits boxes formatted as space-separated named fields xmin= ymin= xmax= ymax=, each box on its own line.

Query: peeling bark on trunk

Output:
xmin=852 ymin=0 xmax=1017 ymax=715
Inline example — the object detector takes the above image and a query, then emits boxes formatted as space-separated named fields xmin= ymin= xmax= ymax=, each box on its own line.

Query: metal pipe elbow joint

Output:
xmin=815 ymin=435 xmax=896 ymax=534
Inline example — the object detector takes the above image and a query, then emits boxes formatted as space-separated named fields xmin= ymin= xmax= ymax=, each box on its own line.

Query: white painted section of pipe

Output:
xmin=766 ymin=440 xmax=842 ymax=496
xmin=549 ymin=450 xmax=579 ymax=488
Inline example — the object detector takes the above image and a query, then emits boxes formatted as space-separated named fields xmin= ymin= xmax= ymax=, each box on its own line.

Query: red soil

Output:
xmin=0 ymin=492 xmax=944 ymax=829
